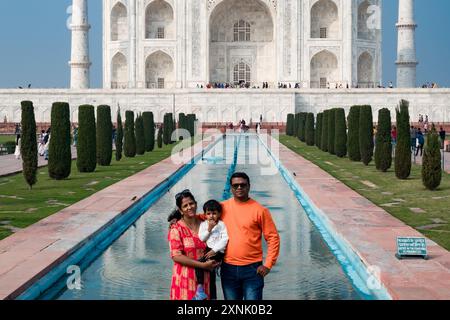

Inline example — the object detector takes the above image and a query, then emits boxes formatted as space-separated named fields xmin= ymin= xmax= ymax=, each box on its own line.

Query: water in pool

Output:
xmin=50 ymin=134 xmax=362 ymax=300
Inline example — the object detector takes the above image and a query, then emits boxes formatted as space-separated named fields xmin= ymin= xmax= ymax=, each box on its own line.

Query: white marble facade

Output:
xmin=103 ymin=0 xmax=382 ymax=90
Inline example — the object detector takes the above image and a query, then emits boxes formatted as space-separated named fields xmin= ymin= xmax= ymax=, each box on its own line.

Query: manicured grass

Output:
xmin=0 ymin=135 xmax=15 ymax=144
xmin=279 ymin=135 xmax=450 ymax=250
xmin=0 ymin=142 xmax=181 ymax=241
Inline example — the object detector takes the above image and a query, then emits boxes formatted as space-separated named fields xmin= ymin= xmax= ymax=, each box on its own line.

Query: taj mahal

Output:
xmin=100 ymin=0 xmax=383 ymax=90
xmin=0 ymin=0 xmax=449 ymax=124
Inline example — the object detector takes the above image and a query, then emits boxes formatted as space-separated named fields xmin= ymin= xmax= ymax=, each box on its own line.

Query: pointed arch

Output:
xmin=310 ymin=0 xmax=339 ymax=39
xmin=310 ymin=50 xmax=338 ymax=88
xmin=111 ymin=2 xmax=128 ymax=41
xmin=111 ymin=52 xmax=128 ymax=89
xmin=145 ymin=51 xmax=175 ymax=89
xmin=145 ymin=0 xmax=175 ymax=39
xmin=357 ymin=51 xmax=374 ymax=88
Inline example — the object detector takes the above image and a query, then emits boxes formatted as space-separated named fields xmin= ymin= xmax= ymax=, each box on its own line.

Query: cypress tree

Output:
xmin=321 ymin=110 xmax=329 ymax=152
xmin=157 ymin=126 xmax=163 ymax=148
xmin=347 ymin=106 xmax=361 ymax=161
xmin=298 ymin=113 xmax=307 ymax=142
xmin=305 ymin=113 xmax=315 ymax=146
xmin=77 ymin=105 xmax=96 ymax=172
xmin=334 ymin=108 xmax=347 ymax=158
xmin=315 ymin=113 xmax=323 ymax=148
xmin=115 ymin=108 xmax=123 ymax=161
xmin=359 ymin=105 xmax=374 ymax=165
xmin=135 ymin=114 xmax=145 ymax=155
xmin=374 ymin=108 xmax=392 ymax=172
xmin=178 ymin=113 xmax=186 ymax=140
xmin=48 ymin=102 xmax=71 ymax=180
xmin=20 ymin=101 xmax=38 ymax=189
xmin=422 ymin=125 xmax=442 ymax=190
xmin=286 ymin=114 xmax=294 ymax=136
xmin=187 ymin=114 xmax=196 ymax=137
xmin=328 ymin=109 xmax=336 ymax=155
xmin=163 ymin=113 xmax=171 ymax=145
xmin=296 ymin=114 xmax=302 ymax=139
xmin=294 ymin=113 xmax=300 ymax=138
xmin=124 ymin=111 xmax=136 ymax=158
xmin=395 ymin=100 xmax=412 ymax=179
xmin=96 ymin=105 xmax=113 ymax=166
xmin=143 ymin=112 xmax=155 ymax=152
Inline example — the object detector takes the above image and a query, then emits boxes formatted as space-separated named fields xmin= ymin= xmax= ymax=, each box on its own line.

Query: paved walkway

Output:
xmin=270 ymin=135 xmax=450 ymax=300
xmin=0 ymin=147 xmax=78 ymax=177
xmin=0 ymin=137 xmax=216 ymax=300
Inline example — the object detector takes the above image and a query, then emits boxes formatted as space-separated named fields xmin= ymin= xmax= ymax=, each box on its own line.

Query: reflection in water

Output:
xmin=55 ymin=135 xmax=362 ymax=300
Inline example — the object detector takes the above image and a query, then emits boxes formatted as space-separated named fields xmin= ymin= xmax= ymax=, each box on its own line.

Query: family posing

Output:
xmin=167 ymin=172 xmax=281 ymax=300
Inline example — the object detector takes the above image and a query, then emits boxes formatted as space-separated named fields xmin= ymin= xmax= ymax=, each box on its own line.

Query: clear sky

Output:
xmin=0 ymin=0 xmax=449 ymax=88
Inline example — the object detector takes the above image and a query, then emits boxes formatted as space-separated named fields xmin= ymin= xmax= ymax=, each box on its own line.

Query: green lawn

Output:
xmin=0 ymin=135 xmax=15 ymax=144
xmin=279 ymin=135 xmax=450 ymax=250
xmin=0 ymin=143 xmax=182 ymax=240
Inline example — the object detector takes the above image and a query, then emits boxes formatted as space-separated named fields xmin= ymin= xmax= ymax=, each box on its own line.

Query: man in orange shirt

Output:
xmin=219 ymin=172 xmax=280 ymax=300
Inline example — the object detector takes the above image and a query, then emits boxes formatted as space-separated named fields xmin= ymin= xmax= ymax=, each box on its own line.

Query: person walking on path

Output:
xmin=219 ymin=172 xmax=280 ymax=300
xmin=14 ymin=135 xmax=21 ymax=160
xmin=415 ymin=128 xmax=425 ymax=157
xmin=439 ymin=127 xmax=446 ymax=149
xmin=410 ymin=126 xmax=417 ymax=153
xmin=72 ymin=126 xmax=78 ymax=147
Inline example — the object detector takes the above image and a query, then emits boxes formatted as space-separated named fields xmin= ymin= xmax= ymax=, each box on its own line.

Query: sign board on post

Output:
xmin=396 ymin=237 xmax=428 ymax=260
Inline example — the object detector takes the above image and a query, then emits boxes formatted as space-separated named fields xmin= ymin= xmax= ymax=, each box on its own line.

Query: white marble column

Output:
xmin=129 ymin=0 xmax=137 ymax=88
xmin=69 ymin=0 xmax=91 ymax=89
xmin=396 ymin=0 xmax=418 ymax=88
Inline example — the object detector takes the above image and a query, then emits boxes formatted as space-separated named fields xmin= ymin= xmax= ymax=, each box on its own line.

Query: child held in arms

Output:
xmin=194 ymin=200 xmax=229 ymax=300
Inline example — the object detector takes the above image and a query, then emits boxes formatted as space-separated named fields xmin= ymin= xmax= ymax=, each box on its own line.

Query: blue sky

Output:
xmin=0 ymin=0 xmax=448 ymax=88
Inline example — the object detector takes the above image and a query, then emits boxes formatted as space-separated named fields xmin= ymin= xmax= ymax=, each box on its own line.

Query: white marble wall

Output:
xmin=1 ymin=89 xmax=449 ymax=124
xmin=102 ymin=0 xmax=382 ymax=89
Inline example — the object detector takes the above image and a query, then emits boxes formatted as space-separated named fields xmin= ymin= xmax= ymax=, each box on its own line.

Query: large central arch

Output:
xmin=208 ymin=0 xmax=275 ymax=86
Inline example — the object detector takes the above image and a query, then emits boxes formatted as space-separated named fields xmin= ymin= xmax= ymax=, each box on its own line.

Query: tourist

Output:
xmin=167 ymin=190 xmax=219 ymax=300
xmin=388 ymin=81 xmax=394 ymax=89
xmin=168 ymin=172 xmax=280 ymax=301
xmin=410 ymin=126 xmax=417 ymax=152
xmin=112 ymin=126 xmax=117 ymax=145
xmin=196 ymin=199 xmax=229 ymax=300
xmin=44 ymin=130 xmax=51 ymax=160
xmin=15 ymin=123 xmax=21 ymax=145
xmin=219 ymin=172 xmax=280 ymax=300
xmin=391 ymin=126 xmax=397 ymax=146
xmin=373 ymin=126 xmax=378 ymax=146
xmin=439 ymin=126 xmax=446 ymax=149
xmin=415 ymin=128 xmax=425 ymax=157
xmin=38 ymin=130 xmax=46 ymax=156
xmin=73 ymin=126 xmax=78 ymax=147
xmin=14 ymin=135 xmax=21 ymax=160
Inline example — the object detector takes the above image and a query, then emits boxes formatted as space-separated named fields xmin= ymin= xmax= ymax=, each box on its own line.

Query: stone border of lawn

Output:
xmin=0 ymin=135 xmax=219 ymax=300
xmin=270 ymin=135 xmax=450 ymax=300
xmin=0 ymin=147 xmax=77 ymax=178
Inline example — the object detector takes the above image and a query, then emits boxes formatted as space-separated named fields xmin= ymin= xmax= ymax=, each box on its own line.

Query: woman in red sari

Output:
xmin=168 ymin=190 xmax=218 ymax=300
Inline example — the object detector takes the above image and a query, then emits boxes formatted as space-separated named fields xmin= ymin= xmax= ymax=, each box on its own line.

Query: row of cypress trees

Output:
xmin=287 ymin=100 xmax=442 ymax=190
xmin=19 ymin=102 xmax=201 ymax=188
xmin=316 ymin=108 xmax=348 ymax=158
xmin=286 ymin=112 xmax=316 ymax=146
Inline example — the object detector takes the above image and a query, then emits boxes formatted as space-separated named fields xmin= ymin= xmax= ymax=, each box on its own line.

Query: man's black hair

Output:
xmin=203 ymin=199 xmax=222 ymax=213
xmin=230 ymin=172 xmax=250 ymax=185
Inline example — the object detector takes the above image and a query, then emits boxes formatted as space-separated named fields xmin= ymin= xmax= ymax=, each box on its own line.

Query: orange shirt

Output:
xmin=220 ymin=198 xmax=280 ymax=269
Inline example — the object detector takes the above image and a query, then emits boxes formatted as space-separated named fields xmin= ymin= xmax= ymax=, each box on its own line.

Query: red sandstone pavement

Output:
xmin=0 ymin=147 xmax=77 ymax=177
xmin=268 ymin=135 xmax=450 ymax=300
xmin=0 ymin=137 xmax=217 ymax=300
